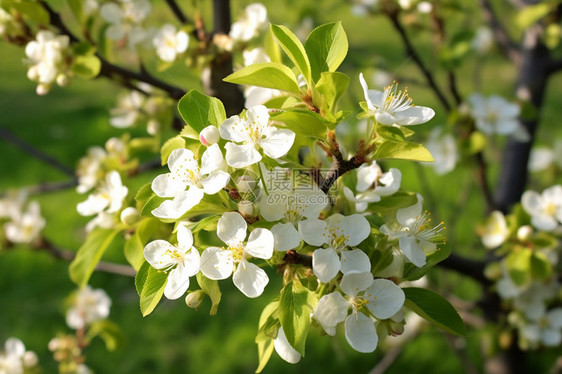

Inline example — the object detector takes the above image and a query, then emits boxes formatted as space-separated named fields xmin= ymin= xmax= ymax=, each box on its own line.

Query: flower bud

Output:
xmin=238 ymin=200 xmax=254 ymax=217
xmin=36 ymin=83 xmax=50 ymax=95
xmin=147 ymin=119 xmax=160 ymax=135
xmin=27 ymin=66 xmax=39 ymax=81
xmin=517 ymin=225 xmax=533 ymax=242
xmin=185 ymin=290 xmax=205 ymax=309
xmin=120 ymin=207 xmax=140 ymax=226
xmin=23 ymin=351 xmax=38 ymax=367
xmin=236 ymin=175 xmax=255 ymax=194
xmin=105 ymin=137 xmax=126 ymax=154
xmin=199 ymin=126 xmax=220 ymax=146
xmin=56 ymin=73 xmax=69 ymax=87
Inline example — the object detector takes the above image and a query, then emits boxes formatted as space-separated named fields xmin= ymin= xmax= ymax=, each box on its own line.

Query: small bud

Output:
xmin=147 ymin=119 xmax=160 ymax=136
xmin=36 ymin=83 xmax=50 ymax=95
xmin=199 ymin=126 xmax=220 ymax=146
xmin=23 ymin=351 xmax=38 ymax=368
xmin=517 ymin=225 xmax=533 ymax=242
xmin=105 ymin=137 xmax=126 ymax=154
xmin=120 ymin=207 xmax=140 ymax=226
xmin=185 ymin=290 xmax=205 ymax=309
xmin=27 ymin=66 xmax=39 ymax=81
xmin=56 ymin=73 xmax=69 ymax=87
xmin=238 ymin=200 xmax=254 ymax=217
xmin=236 ymin=175 xmax=255 ymax=194
xmin=48 ymin=338 xmax=60 ymax=352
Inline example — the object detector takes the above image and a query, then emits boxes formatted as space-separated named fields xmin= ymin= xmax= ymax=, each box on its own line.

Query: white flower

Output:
xmin=0 ymin=190 xmax=27 ymax=220
xmin=521 ymin=185 xmax=562 ymax=231
xmin=200 ymin=212 xmax=274 ymax=298
xmin=199 ymin=126 xmax=220 ymax=146
xmin=425 ymin=127 xmax=458 ymax=175
xmin=468 ymin=94 xmax=526 ymax=138
xmin=77 ymin=171 xmax=128 ymax=217
xmin=521 ymin=308 xmax=562 ymax=347
xmin=274 ymin=327 xmax=301 ymax=364
xmin=528 ymin=147 xmax=554 ymax=172
xmin=153 ymin=24 xmax=189 ymax=62
xmin=298 ymin=214 xmax=371 ymax=283
xmin=151 ymin=145 xmax=230 ymax=219
xmin=109 ymin=90 xmax=145 ymax=128
xmin=313 ymin=273 xmax=405 ymax=353
xmin=229 ymin=3 xmax=268 ymax=42
xmin=100 ymin=0 xmax=151 ymax=47
xmin=5 ymin=201 xmax=45 ymax=244
xmin=25 ymin=30 xmax=70 ymax=94
xmin=144 ymin=224 xmax=201 ymax=299
xmin=380 ymin=194 xmax=445 ymax=267
xmin=416 ymin=1 xmax=432 ymax=13
xmin=481 ymin=211 xmax=509 ymax=249
xmin=66 ymin=286 xmax=111 ymax=329
xmin=344 ymin=162 xmax=401 ymax=212
xmin=219 ymin=105 xmax=295 ymax=168
xmin=76 ymin=146 xmax=107 ymax=193
xmin=471 ymin=27 xmax=494 ymax=54
xmin=359 ymin=73 xmax=435 ymax=126
xmin=0 ymin=337 xmax=38 ymax=374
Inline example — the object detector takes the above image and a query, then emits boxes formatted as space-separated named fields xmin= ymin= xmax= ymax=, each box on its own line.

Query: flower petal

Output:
xmin=233 ymin=259 xmax=269 ymax=298
xmin=217 ymin=211 xmax=247 ymax=246
xmin=271 ymin=223 xmax=301 ymax=251
xmin=399 ymin=236 xmax=427 ymax=267
xmin=312 ymin=247 xmax=341 ymax=283
xmin=200 ymin=144 xmax=224 ymax=175
xmin=143 ymin=240 xmax=174 ymax=269
xmin=259 ymin=129 xmax=295 ymax=159
xmin=396 ymin=195 xmax=423 ymax=227
xmin=340 ymin=272 xmax=374 ymax=297
xmin=340 ymin=214 xmax=371 ymax=247
xmin=164 ymin=264 xmax=191 ymax=300
xmin=274 ymin=327 xmax=301 ymax=364
xmin=201 ymin=170 xmax=230 ymax=195
xmin=340 ymin=249 xmax=372 ymax=275
xmin=225 ymin=142 xmax=262 ymax=168
xmin=151 ymin=187 xmax=204 ymax=219
xmin=199 ymin=247 xmax=233 ymax=280
xmin=220 ymin=115 xmax=251 ymax=143
xmin=365 ymin=279 xmax=405 ymax=320
xmin=345 ymin=313 xmax=378 ymax=353
xmin=245 ymin=228 xmax=274 ymax=259
xmin=151 ymin=172 xmax=187 ymax=198
xmin=392 ymin=105 xmax=435 ymax=126
xmin=298 ymin=218 xmax=328 ymax=246
xmin=313 ymin=292 xmax=349 ymax=333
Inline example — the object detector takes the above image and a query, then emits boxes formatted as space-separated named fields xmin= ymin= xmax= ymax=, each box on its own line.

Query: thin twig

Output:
xmin=28 ymin=179 xmax=78 ymax=194
xmin=478 ymin=0 xmax=521 ymax=63
xmin=0 ymin=127 xmax=77 ymax=178
xmin=164 ymin=0 xmax=189 ymax=24
xmin=475 ymin=151 xmax=496 ymax=213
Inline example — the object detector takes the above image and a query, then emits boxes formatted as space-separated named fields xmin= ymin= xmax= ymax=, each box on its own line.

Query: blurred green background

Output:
xmin=2 ymin=0 xmax=562 ymax=373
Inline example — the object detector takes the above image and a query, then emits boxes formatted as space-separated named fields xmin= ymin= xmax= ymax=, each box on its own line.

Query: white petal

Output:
xmin=225 ymin=142 xmax=262 ymax=168
xmin=271 ymin=223 xmax=301 ymax=251
xmin=274 ymin=327 xmax=301 ymax=364
xmin=356 ymin=163 xmax=380 ymax=192
xmin=200 ymin=247 xmax=233 ymax=280
xmin=151 ymin=187 xmax=204 ymax=219
xmin=152 ymin=173 xmax=187 ymax=198
xmin=259 ymin=192 xmax=287 ymax=222
xmin=547 ymin=308 xmax=562 ymax=329
xmin=5 ymin=337 xmax=25 ymax=357
xmin=217 ymin=211 xmax=247 ymax=246
xmin=314 ymin=292 xmax=349 ymax=332
xmin=298 ymin=218 xmax=328 ymax=246
xmin=399 ymin=236 xmax=427 ymax=267
xmin=143 ymin=240 xmax=174 ymax=269
xmin=345 ymin=313 xmax=378 ymax=353
xmin=365 ymin=279 xmax=405 ymax=320
xmin=200 ymin=143 xmax=224 ymax=175
xmin=531 ymin=215 xmax=558 ymax=232
xmin=375 ymin=168 xmax=402 ymax=196
xmin=393 ymin=106 xmax=435 ymax=126
xmin=541 ymin=329 xmax=562 ymax=346
xmin=164 ymin=264 xmax=191 ymax=300
xmin=340 ymin=214 xmax=371 ymax=246
xmin=247 ymin=105 xmax=270 ymax=132
xmin=340 ymin=249 xmax=371 ymax=274
xmin=100 ymin=3 xmax=123 ymax=23
xmin=245 ymin=228 xmax=274 ymax=259
xmin=340 ymin=272 xmax=374 ymax=297
xmin=259 ymin=129 xmax=295 ymax=159
xmin=106 ymin=24 xmax=126 ymax=40
xmin=77 ymin=194 xmax=108 ymax=216
xmin=396 ymin=195 xmax=423 ymax=227
xmin=168 ymin=148 xmax=198 ymax=174
xmin=220 ymin=115 xmax=251 ymax=143
xmin=233 ymin=259 xmax=269 ymax=298
xmin=312 ymin=247 xmax=341 ymax=283
xmin=521 ymin=191 xmax=541 ymax=216
xmin=200 ymin=170 xmax=230 ymax=195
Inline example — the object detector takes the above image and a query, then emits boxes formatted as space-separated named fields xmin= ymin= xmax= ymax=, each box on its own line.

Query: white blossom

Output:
xmin=109 ymin=90 xmax=145 ymax=128
xmin=360 ymin=73 xmax=435 ymax=126
xmin=0 ymin=337 xmax=38 ymax=374
xmin=229 ymin=3 xmax=268 ymax=42
xmin=471 ymin=27 xmax=494 ymax=54
xmin=4 ymin=201 xmax=45 ymax=244
xmin=151 ymin=145 xmax=230 ymax=219
xmin=200 ymin=212 xmax=274 ymax=298
xmin=344 ymin=162 xmax=401 ymax=212
xmin=100 ymin=0 xmax=151 ymax=47
xmin=521 ymin=185 xmax=562 ymax=231
xmin=528 ymin=147 xmax=554 ymax=172
xmin=25 ymin=30 xmax=70 ymax=94
xmin=76 ymin=146 xmax=107 ymax=193
xmin=199 ymin=126 xmax=220 ymax=147
xmin=520 ymin=308 xmax=562 ymax=347
xmin=481 ymin=211 xmax=509 ymax=249
xmin=153 ymin=24 xmax=189 ymax=62
xmin=66 ymin=286 xmax=111 ymax=330
xmin=219 ymin=105 xmax=295 ymax=168
xmin=380 ymin=194 xmax=445 ymax=267
xmin=298 ymin=214 xmax=371 ymax=283
xmin=313 ymin=273 xmax=405 ymax=353
xmin=144 ymin=224 xmax=201 ymax=299
xmin=425 ymin=127 xmax=458 ymax=175
xmin=468 ymin=94 xmax=527 ymax=139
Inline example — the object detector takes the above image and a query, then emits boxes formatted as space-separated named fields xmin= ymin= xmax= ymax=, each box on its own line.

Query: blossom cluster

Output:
xmin=0 ymin=191 xmax=45 ymax=245
xmin=0 ymin=337 xmax=39 ymax=374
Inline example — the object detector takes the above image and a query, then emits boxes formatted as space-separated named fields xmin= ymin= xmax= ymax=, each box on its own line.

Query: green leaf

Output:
xmin=69 ymin=229 xmax=121 ymax=287
xmin=403 ymin=243 xmax=451 ymax=281
xmin=278 ymin=280 xmax=314 ymax=355
xmin=516 ymin=3 xmax=551 ymax=30
xmin=67 ymin=0 xmax=84 ymax=22
xmin=315 ymin=71 xmax=349 ymax=112
xmin=177 ymin=90 xmax=226 ymax=134
xmin=12 ymin=1 xmax=49 ymax=25
xmin=271 ymin=24 xmax=312 ymax=85
xmin=140 ymin=193 xmax=166 ymax=217
xmin=160 ymin=135 xmax=186 ymax=165
xmin=256 ymin=339 xmax=275 ymax=373
xmin=404 ymin=287 xmax=466 ymax=336
xmin=124 ymin=218 xmax=159 ymax=271
xmin=264 ymin=28 xmax=282 ymax=63
xmin=506 ymin=249 xmax=532 ymax=286
xmin=255 ymin=301 xmax=280 ymax=373
xmin=72 ymin=55 xmax=101 ymax=79
xmin=271 ymin=109 xmax=329 ymax=138
xmin=376 ymin=124 xmax=407 ymax=142
xmin=530 ymin=252 xmax=552 ymax=282
xmin=224 ymin=62 xmax=301 ymax=94
xmin=372 ymin=140 xmax=434 ymax=162
xmin=136 ymin=262 xmax=167 ymax=316
xmin=196 ymin=272 xmax=222 ymax=315
xmin=369 ymin=192 xmax=418 ymax=215
xmin=304 ymin=22 xmax=348 ymax=82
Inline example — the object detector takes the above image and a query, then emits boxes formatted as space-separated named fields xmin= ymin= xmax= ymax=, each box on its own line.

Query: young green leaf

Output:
xmin=69 ymin=228 xmax=121 ymax=287
xmin=404 ymin=287 xmax=466 ymax=336
xmin=72 ymin=55 xmax=101 ymax=79
xmin=160 ymin=135 xmax=186 ymax=166
xmin=224 ymin=62 xmax=301 ymax=94
xmin=196 ymin=272 xmax=222 ymax=315
xmin=372 ymin=140 xmax=434 ymax=162
xmin=271 ymin=109 xmax=329 ymax=138
xmin=316 ymin=71 xmax=349 ymax=112
xmin=177 ymin=90 xmax=226 ymax=134
xmin=270 ymin=24 xmax=312 ymax=85
xmin=136 ymin=262 xmax=167 ymax=317
xmin=278 ymin=281 xmax=313 ymax=356
xmin=305 ymin=22 xmax=348 ymax=82
xmin=403 ymin=243 xmax=451 ymax=281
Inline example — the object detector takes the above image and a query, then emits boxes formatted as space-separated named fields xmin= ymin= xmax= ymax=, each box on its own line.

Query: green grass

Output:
xmin=2 ymin=1 xmax=562 ymax=373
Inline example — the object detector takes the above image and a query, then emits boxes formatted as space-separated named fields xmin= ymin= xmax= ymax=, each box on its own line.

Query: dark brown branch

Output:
xmin=478 ymin=0 xmax=521 ymax=63
xmin=164 ymin=0 xmax=189 ymax=24
xmin=439 ymin=253 xmax=490 ymax=285
xmin=386 ymin=11 xmax=451 ymax=112
xmin=38 ymin=238 xmax=136 ymax=277
xmin=28 ymin=180 xmax=78 ymax=194
xmin=476 ymin=152 xmax=496 ymax=212
xmin=447 ymin=71 xmax=462 ymax=107
xmin=283 ymin=250 xmax=312 ymax=268
xmin=0 ymin=127 xmax=77 ymax=178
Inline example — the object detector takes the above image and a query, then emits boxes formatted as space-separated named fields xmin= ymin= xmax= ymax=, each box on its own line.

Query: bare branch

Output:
xmin=28 ymin=180 xmax=77 ymax=194
xmin=164 ymin=0 xmax=189 ymax=24
xmin=0 ymin=127 xmax=77 ymax=178
xmin=478 ymin=0 xmax=521 ymax=63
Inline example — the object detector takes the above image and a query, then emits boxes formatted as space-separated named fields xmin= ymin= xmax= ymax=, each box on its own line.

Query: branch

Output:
xmin=478 ymin=0 xmax=521 ymax=63
xmin=39 ymin=238 xmax=136 ymax=277
xmin=0 ymin=127 xmax=77 ymax=178
xmin=386 ymin=11 xmax=451 ymax=112
xmin=438 ymin=253 xmax=490 ymax=285
xmin=475 ymin=152 xmax=496 ymax=212
xmin=164 ymin=0 xmax=189 ymax=24
xmin=28 ymin=179 xmax=77 ymax=195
